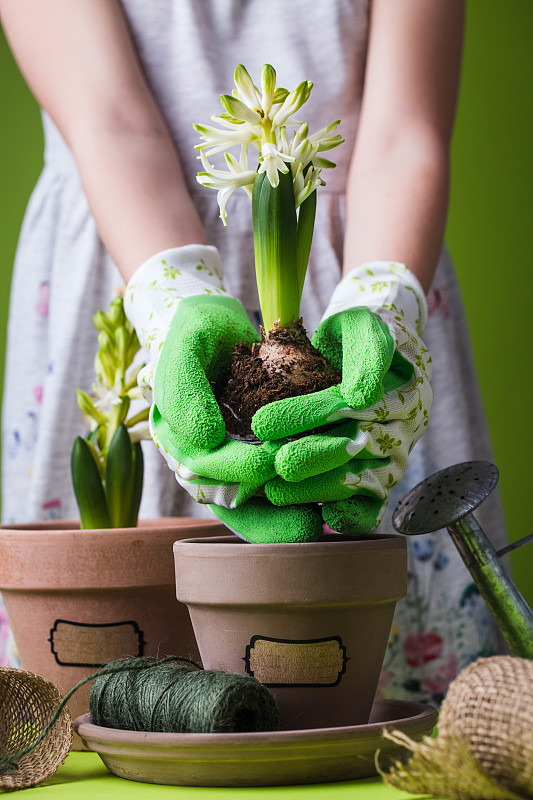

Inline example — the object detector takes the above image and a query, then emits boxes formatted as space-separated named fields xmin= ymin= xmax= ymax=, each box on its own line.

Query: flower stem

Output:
xmin=252 ymin=169 xmax=299 ymax=333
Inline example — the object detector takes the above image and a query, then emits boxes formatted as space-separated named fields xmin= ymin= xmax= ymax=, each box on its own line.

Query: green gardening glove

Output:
xmin=150 ymin=300 xmax=323 ymax=542
xmin=209 ymin=497 xmax=324 ymax=543
xmin=252 ymin=262 xmax=433 ymax=535
xmin=151 ymin=294 xmax=281 ymax=508
xmin=125 ymin=246 xmax=280 ymax=515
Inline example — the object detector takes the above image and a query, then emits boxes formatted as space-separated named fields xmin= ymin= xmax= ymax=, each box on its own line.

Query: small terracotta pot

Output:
xmin=0 ymin=517 xmax=225 ymax=748
xmin=174 ymin=532 xmax=407 ymax=731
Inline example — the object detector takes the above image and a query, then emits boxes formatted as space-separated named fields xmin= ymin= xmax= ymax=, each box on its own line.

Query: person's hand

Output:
xmin=251 ymin=262 xmax=433 ymax=535
xmin=209 ymin=497 xmax=324 ymax=543
xmin=148 ymin=295 xmax=322 ymax=541
xmin=125 ymin=245 xmax=279 ymax=514
xmin=125 ymin=245 xmax=325 ymax=543
xmin=151 ymin=294 xmax=284 ymax=509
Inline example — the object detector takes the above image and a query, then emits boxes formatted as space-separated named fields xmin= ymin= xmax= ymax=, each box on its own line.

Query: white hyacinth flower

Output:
xmin=197 ymin=150 xmax=257 ymax=224
xmin=292 ymin=162 xmax=325 ymax=207
xmin=259 ymin=63 xmax=277 ymax=117
xmin=308 ymin=120 xmax=344 ymax=152
xmin=271 ymin=80 xmax=313 ymax=127
xmin=193 ymin=64 xmax=343 ymax=222
xmin=92 ymin=383 xmax=123 ymax=411
xmin=233 ymin=63 xmax=263 ymax=113
xmin=193 ymin=118 xmax=257 ymax=157
xmin=258 ymin=142 xmax=294 ymax=187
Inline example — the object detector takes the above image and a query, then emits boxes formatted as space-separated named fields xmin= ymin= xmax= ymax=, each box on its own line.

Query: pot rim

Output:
xmin=174 ymin=533 xmax=407 ymax=604
xmin=225 ymin=421 xmax=340 ymax=446
xmin=0 ymin=518 xmax=227 ymax=590
xmin=0 ymin=517 xmax=221 ymax=534
xmin=173 ymin=532 xmax=406 ymax=554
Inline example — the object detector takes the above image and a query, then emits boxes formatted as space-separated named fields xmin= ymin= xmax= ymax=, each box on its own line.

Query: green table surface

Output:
xmin=14 ymin=751 xmax=445 ymax=799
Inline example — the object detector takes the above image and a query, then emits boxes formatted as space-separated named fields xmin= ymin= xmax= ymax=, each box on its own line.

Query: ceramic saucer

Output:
xmin=73 ymin=698 xmax=437 ymax=787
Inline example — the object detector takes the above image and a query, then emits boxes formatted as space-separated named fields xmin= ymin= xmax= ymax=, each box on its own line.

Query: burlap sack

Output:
xmin=381 ymin=656 xmax=533 ymax=800
xmin=0 ymin=668 xmax=72 ymax=790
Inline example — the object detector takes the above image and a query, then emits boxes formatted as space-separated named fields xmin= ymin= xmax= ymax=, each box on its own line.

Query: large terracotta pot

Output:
xmin=0 ymin=517 xmax=225 ymax=748
xmin=174 ymin=532 xmax=407 ymax=731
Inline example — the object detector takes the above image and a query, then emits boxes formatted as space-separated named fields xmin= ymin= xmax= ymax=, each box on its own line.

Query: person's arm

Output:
xmin=0 ymin=0 xmax=205 ymax=282
xmin=344 ymin=0 xmax=465 ymax=292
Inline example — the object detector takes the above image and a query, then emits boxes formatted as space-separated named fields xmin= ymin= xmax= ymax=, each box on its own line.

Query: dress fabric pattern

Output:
xmin=1 ymin=0 xmax=506 ymax=701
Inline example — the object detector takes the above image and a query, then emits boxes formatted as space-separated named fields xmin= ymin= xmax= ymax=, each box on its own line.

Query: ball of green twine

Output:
xmin=89 ymin=657 xmax=281 ymax=734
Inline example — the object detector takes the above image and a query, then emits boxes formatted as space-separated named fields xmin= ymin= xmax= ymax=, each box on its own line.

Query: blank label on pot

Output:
xmin=244 ymin=635 xmax=348 ymax=687
xmin=49 ymin=619 xmax=145 ymax=667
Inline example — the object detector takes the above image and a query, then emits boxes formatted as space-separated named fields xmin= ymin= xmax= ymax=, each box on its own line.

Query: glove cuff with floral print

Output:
xmin=321 ymin=261 xmax=428 ymax=337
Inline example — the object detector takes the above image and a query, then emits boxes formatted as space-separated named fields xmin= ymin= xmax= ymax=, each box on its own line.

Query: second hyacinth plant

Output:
xmin=71 ymin=296 xmax=150 ymax=528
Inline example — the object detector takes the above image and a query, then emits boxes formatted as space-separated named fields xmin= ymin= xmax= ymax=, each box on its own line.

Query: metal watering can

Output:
xmin=392 ymin=461 xmax=533 ymax=659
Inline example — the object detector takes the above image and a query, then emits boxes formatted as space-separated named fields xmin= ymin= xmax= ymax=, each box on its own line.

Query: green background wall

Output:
xmin=1 ymin=3 xmax=532 ymax=605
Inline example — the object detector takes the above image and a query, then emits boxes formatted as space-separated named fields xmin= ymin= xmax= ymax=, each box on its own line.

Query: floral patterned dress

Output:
xmin=1 ymin=0 xmax=507 ymax=700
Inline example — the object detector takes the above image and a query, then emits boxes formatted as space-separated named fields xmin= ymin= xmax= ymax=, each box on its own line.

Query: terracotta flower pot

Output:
xmin=174 ymin=532 xmax=407 ymax=731
xmin=0 ymin=517 xmax=225 ymax=748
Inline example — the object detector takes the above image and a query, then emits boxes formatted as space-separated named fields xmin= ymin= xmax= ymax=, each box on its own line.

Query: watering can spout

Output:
xmin=392 ymin=461 xmax=533 ymax=660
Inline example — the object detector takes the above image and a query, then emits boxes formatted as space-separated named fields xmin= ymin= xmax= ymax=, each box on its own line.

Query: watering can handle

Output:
xmin=496 ymin=531 xmax=533 ymax=558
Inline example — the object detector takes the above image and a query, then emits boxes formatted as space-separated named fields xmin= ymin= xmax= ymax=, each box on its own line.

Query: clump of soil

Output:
xmin=215 ymin=319 xmax=341 ymax=440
